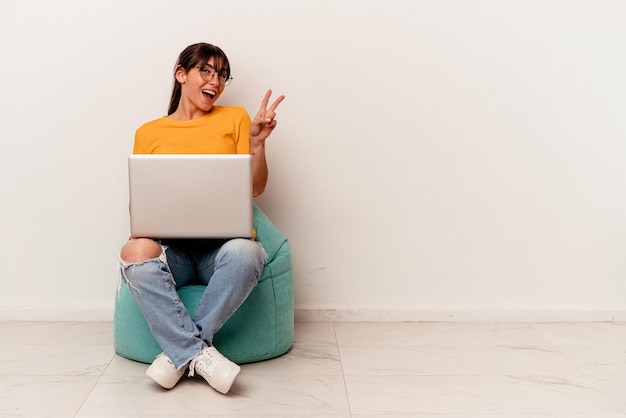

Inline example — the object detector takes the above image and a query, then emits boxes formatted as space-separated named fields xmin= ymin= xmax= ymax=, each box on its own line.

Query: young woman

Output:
xmin=119 ymin=43 xmax=284 ymax=394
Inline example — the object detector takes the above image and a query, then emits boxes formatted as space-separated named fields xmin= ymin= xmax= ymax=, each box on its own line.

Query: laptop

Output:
xmin=128 ymin=154 xmax=253 ymax=239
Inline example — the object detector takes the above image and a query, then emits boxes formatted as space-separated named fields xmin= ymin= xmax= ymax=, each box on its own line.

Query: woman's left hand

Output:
xmin=250 ymin=90 xmax=285 ymax=145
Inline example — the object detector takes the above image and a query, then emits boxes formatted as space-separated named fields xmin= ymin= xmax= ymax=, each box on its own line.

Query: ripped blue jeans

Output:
xmin=119 ymin=238 xmax=265 ymax=370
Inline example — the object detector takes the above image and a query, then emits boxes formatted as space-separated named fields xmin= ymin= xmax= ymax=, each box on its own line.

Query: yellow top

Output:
xmin=133 ymin=106 xmax=251 ymax=155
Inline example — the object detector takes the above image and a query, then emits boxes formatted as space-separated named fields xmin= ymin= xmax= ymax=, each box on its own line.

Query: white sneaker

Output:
xmin=189 ymin=346 xmax=241 ymax=394
xmin=146 ymin=353 xmax=186 ymax=389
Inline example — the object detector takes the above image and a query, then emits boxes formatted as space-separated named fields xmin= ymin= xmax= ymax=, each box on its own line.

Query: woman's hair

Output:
xmin=168 ymin=43 xmax=231 ymax=115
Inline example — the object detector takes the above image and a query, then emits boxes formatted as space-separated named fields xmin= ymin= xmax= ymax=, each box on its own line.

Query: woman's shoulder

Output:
xmin=136 ymin=116 xmax=170 ymax=132
xmin=212 ymin=106 xmax=251 ymax=127
xmin=213 ymin=105 xmax=248 ymax=117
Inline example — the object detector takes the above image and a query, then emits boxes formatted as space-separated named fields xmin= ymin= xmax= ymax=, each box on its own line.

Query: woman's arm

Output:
xmin=249 ymin=90 xmax=285 ymax=197
xmin=250 ymin=139 xmax=268 ymax=197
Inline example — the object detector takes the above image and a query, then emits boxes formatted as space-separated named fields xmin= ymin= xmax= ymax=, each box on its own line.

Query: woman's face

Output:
xmin=177 ymin=57 xmax=225 ymax=117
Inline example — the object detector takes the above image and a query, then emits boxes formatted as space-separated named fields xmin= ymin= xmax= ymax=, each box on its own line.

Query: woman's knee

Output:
xmin=120 ymin=238 xmax=163 ymax=263
xmin=224 ymin=238 xmax=263 ymax=257
xmin=218 ymin=239 xmax=266 ymax=270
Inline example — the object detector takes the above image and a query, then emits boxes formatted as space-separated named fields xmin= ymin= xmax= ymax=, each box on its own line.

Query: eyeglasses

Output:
xmin=195 ymin=65 xmax=233 ymax=86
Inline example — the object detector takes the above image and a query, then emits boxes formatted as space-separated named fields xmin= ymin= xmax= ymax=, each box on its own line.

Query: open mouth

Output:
xmin=202 ymin=90 xmax=216 ymax=101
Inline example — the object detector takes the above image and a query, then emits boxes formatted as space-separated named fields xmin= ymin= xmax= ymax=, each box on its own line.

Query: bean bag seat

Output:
xmin=114 ymin=204 xmax=294 ymax=364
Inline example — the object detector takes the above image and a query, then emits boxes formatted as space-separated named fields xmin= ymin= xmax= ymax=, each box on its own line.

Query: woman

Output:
xmin=119 ymin=43 xmax=284 ymax=394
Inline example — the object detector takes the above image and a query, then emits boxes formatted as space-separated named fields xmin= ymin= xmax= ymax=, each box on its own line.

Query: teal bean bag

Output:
xmin=114 ymin=204 xmax=294 ymax=364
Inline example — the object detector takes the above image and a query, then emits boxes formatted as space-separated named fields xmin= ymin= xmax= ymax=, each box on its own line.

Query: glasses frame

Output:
xmin=195 ymin=64 xmax=233 ymax=86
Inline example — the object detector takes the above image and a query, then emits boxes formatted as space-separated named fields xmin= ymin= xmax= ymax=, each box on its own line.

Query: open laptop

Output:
xmin=128 ymin=154 xmax=253 ymax=239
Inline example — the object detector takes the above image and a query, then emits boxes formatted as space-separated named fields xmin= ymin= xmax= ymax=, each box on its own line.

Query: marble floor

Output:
xmin=1 ymin=321 xmax=626 ymax=417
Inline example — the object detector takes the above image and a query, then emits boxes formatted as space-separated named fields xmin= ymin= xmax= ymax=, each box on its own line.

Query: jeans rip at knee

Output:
xmin=117 ymin=244 xmax=172 ymax=295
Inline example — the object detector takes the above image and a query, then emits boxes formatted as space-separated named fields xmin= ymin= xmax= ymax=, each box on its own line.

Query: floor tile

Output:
xmin=587 ymin=375 xmax=626 ymax=413
xmin=534 ymin=322 xmax=626 ymax=346
xmin=0 ymin=375 xmax=99 ymax=416
xmin=78 ymin=374 xmax=350 ymax=416
xmin=103 ymin=354 xmax=150 ymax=377
xmin=243 ymin=343 xmax=342 ymax=376
xmin=0 ymin=321 xmax=113 ymax=346
xmin=558 ymin=345 xmax=626 ymax=375
xmin=77 ymin=415 xmax=350 ymax=418
xmin=345 ymin=375 xmax=622 ymax=415
xmin=0 ymin=343 xmax=115 ymax=376
xmin=335 ymin=321 xmax=552 ymax=346
xmin=357 ymin=415 xmax=626 ymax=418
xmin=340 ymin=344 xmax=583 ymax=376
xmin=293 ymin=322 xmax=337 ymax=345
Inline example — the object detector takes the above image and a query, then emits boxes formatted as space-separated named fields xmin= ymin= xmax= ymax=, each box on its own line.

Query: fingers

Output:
xmin=269 ymin=94 xmax=285 ymax=112
xmin=259 ymin=89 xmax=285 ymax=113
xmin=252 ymin=90 xmax=284 ymax=139
xmin=259 ymin=89 xmax=272 ymax=110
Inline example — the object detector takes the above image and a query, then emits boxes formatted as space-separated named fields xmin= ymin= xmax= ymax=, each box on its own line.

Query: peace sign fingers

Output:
xmin=251 ymin=89 xmax=285 ymax=141
xmin=263 ymin=89 xmax=285 ymax=113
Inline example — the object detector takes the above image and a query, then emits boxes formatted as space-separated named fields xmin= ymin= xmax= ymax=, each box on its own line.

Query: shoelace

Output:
xmin=188 ymin=350 xmax=217 ymax=378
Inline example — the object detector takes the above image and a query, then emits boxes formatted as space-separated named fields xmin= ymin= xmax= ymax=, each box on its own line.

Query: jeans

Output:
xmin=119 ymin=238 xmax=265 ymax=370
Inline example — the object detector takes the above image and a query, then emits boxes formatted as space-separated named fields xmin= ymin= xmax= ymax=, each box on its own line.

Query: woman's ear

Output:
xmin=174 ymin=65 xmax=187 ymax=84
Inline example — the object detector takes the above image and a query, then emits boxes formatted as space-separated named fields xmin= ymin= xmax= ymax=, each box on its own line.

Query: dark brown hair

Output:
xmin=168 ymin=43 xmax=231 ymax=115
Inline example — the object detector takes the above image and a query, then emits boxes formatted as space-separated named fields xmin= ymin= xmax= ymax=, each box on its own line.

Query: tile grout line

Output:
xmin=72 ymin=352 xmax=117 ymax=418
xmin=333 ymin=321 xmax=354 ymax=418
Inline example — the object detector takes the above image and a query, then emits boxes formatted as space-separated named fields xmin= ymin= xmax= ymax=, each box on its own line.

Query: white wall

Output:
xmin=1 ymin=0 xmax=625 ymax=321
